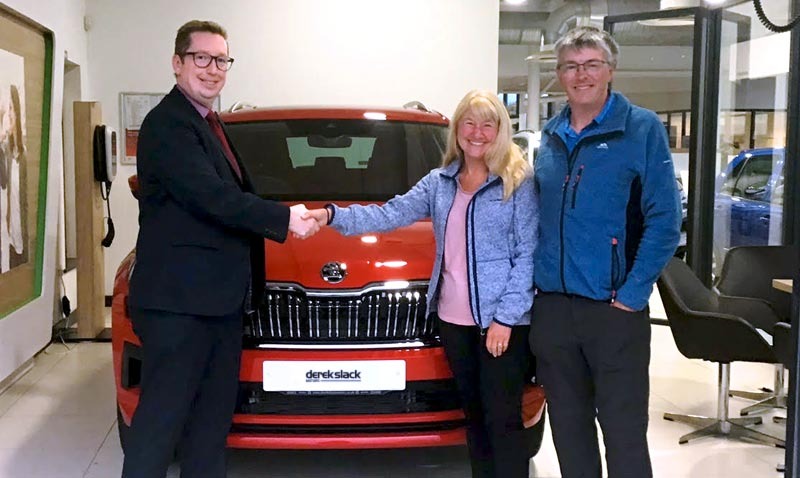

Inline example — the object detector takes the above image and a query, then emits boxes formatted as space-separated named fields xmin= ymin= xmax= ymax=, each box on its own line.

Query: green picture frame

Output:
xmin=0 ymin=4 xmax=53 ymax=319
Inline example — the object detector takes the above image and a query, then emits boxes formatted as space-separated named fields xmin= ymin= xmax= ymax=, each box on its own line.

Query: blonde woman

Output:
xmin=306 ymin=90 xmax=537 ymax=478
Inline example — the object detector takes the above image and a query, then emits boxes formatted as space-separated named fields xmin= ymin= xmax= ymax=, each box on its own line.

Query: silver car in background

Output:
xmin=512 ymin=129 xmax=541 ymax=166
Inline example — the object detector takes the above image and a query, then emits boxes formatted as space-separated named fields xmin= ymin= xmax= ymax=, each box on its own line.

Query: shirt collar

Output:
xmin=560 ymin=93 xmax=615 ymax=137
xmin=176 ymin=85 xmax=211 ymax=118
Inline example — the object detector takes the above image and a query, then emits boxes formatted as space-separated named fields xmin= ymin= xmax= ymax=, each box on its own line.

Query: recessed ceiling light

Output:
xmin=505 ymin=0 xmax=527 ymax=5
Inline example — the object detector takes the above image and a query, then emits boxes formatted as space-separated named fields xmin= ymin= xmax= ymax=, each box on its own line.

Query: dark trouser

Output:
xmin=529 ymin=294 xmax=652 ymax=478
xmin=438 ymin=319 xmax=530 ymax=478
xmin=122 ymin=307 xmax=243 ymax=478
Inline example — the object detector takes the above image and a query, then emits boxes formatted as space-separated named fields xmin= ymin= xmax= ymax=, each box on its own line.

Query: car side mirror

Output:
xmin=744 ymin=185 xmax=766 ymax=196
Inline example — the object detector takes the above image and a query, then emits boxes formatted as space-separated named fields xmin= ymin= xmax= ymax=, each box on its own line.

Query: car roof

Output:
xmin=735 ymin=147 xmax=785 ymax=158
xmin=729 ymin=146 xmax=785 ymax=168
xmin=221 ymin=105 xmax=449 ymax=125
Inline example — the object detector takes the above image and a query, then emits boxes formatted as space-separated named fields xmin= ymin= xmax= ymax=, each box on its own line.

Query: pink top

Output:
xmin=438 ymin=182 xmax=476 ymax=326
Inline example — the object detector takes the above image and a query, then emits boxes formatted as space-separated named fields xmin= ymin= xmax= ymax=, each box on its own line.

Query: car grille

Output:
xmin=246 ymin=282 xmax=437 ymax=342
xmin=236 ymin=379 xmax=461 ymax=415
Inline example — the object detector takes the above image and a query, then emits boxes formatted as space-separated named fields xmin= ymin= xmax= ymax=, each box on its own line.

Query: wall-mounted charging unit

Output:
xmin=92 ymin=125 xmax=118 ymax=247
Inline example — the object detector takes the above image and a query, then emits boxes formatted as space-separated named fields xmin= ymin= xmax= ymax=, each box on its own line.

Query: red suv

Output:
xmin=112 ymin=104 xmax=546 ymax=455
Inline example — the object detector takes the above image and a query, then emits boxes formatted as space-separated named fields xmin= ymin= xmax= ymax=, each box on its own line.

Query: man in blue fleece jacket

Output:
xmin=529 ymin=26 xmax=681 ymax=478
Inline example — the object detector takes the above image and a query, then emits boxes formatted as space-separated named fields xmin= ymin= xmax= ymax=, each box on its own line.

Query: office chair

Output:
xmin=715 ymin=245 xmax=796 ymax=416
xmin=657 ymin=257 xmax=784 ymax=447
xmin=773 ymin=322 xmax=793 ymax=472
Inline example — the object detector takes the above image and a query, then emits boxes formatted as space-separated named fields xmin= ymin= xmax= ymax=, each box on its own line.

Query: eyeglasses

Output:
xmin=184 ymin=52 xmax=235 ymax=71
xmin=556 ymin=59 xmax=609 ymax=75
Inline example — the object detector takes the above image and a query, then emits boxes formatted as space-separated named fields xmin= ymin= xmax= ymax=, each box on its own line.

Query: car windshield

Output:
xmin=226 ymin=119 xmax=448 ymax=201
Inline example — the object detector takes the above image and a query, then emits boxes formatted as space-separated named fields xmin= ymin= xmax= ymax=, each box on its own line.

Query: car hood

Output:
xmin=264 ymin=201 xmax=435 ymax=289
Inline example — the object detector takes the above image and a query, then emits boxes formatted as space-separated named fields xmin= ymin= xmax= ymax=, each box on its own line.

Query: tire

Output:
xmin=524 ymin=404 xmax=547 ymax=458
xmin=117 ymin=406 xmax=130 ymax=453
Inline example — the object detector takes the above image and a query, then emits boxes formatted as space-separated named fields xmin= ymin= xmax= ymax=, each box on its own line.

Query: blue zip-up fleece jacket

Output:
xmin=534 ymin=92 xmax=681 ymax=311
xmin=331 ymin=159 xmax=538 ymax=329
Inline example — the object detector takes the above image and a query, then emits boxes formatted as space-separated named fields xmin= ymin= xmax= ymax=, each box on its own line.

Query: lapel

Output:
xmin=166 ymin=86 xmax=252 ymax=191
xmin=217 ymin=116 xmax=255 ymax=192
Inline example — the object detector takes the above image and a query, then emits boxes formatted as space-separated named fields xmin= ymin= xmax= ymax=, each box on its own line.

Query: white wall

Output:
xmin=0 ymin=0 xmax=90 ymax=382
xmin=85 ymin=0 xmax=500 ymax=295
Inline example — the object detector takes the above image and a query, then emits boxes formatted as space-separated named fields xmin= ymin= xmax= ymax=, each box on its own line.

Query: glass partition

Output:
xmin=606 ymin=10 xmax=696 ymax=263
xmin=712 ymin=1 xmax=793 ymax=275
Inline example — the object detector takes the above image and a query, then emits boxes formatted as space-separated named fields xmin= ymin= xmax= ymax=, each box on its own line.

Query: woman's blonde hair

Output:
xmin=443 ymin=90 xmax=530 ymax=200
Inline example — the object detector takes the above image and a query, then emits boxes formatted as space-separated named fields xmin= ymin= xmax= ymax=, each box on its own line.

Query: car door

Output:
xmin=728 ymin=153 xmax=774 ymax=247
xmin=713 ymin=155 xmax=746 ymax=255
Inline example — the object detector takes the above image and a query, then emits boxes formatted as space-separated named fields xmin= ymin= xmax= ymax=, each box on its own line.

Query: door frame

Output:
xmin=605 ymin=7 xmax=720 ymax=285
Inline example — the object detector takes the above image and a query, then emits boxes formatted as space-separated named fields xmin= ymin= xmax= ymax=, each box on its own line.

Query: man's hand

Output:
xmin=303 ymin=208 xmax=329 ymax=227
xmin=289 ymin=204 xmax=320 ymax=239
xmin=485 ymin=321 xmax=512 ymax=358
xmin=610 ymin=300 xmax=635 ymax=312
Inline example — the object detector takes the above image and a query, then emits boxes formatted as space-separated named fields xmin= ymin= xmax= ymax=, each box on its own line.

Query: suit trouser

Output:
xmin=529 ymin=294 xmax=652 ymax=478
xmin=438 ymin=319 xmax=530 ymax=478
xmin=122 ymin=307 xmax=242 ymax=478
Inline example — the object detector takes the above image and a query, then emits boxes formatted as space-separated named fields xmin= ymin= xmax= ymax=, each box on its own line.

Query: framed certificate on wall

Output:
xmin=119 ymin=92 xmax=162 ymax=165
xmin=119 ymin=92 xmax=221 ymax=165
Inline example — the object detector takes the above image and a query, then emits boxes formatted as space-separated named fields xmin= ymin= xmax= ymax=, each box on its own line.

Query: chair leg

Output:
xmin=663 ymin=413 xmax=763 ymax=444
xmin=663 ymin=363 xmax=785 ymax=447
xmin=730 ymin=389 xmax=774 ymax=401
xmin=732 ymin=365 xmax=787 ymax=416
xmin=740 ymin=395 xmax=788 ymax=416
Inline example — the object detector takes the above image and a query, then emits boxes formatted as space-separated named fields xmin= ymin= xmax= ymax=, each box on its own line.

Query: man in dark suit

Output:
xmin=122 ymin=20 xmax=317 ymax=478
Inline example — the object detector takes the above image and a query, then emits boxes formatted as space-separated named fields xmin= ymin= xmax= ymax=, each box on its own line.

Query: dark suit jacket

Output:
xmin=128 ymin=86 xmax=289 ymax=317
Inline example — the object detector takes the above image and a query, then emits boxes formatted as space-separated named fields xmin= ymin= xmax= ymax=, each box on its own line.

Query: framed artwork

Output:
xmin=0 ymin=4 xmax=53 ymax=318
xmin=120 ymin=92 xmax=220 ymax=165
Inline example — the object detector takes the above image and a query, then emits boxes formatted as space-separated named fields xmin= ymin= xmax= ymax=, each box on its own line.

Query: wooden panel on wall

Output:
xmin=73 ymin=102 xmax=105 ymax=338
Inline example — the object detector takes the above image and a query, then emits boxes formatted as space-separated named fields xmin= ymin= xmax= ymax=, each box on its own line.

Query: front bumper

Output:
xmin=230 ymin=346 xmax=465 ymax=449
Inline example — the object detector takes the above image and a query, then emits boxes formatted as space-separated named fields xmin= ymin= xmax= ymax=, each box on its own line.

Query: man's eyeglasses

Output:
xmin=556 ymin=59 xmax=609 ymax=75
xmin=184 ymin=52 xmax=235 ymax=71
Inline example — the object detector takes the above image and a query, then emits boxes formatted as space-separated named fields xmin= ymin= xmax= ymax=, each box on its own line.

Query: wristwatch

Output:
xmin=324 ymin=203 xmax=335 ymax=225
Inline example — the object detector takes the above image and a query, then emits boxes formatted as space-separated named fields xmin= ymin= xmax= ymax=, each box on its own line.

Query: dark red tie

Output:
xmin=205 ymin=111 xmax=242 ymax=180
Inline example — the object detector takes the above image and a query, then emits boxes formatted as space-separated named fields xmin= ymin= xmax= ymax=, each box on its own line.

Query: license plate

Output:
xmin=262 ymin=360 xmax=406 ymax=392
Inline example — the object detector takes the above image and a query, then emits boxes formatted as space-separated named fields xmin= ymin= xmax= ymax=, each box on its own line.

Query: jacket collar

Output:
xmin=441 ymin=157 xmax=500 ymax=188
xmin=441 ymin=159 xmax=462 ymax=178
xmin=166 ymin=86 xmax=204 ymax=123
xmin=543 ymin=90 xmax=630 ymax=139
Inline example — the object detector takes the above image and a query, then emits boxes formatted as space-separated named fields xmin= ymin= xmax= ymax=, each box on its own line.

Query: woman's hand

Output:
xmin=485 ymin=321 xmax=512 ymax=358
xmin=302 ymin=208 xmax=329 ymax=227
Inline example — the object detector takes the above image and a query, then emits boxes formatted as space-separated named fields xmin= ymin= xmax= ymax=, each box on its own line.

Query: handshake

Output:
xmin=288 ymin=204 xmax=331 ymax=239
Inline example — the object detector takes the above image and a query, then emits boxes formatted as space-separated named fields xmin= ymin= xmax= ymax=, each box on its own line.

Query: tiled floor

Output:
xmin=0 ymin=294 xmax=788 ymax=478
